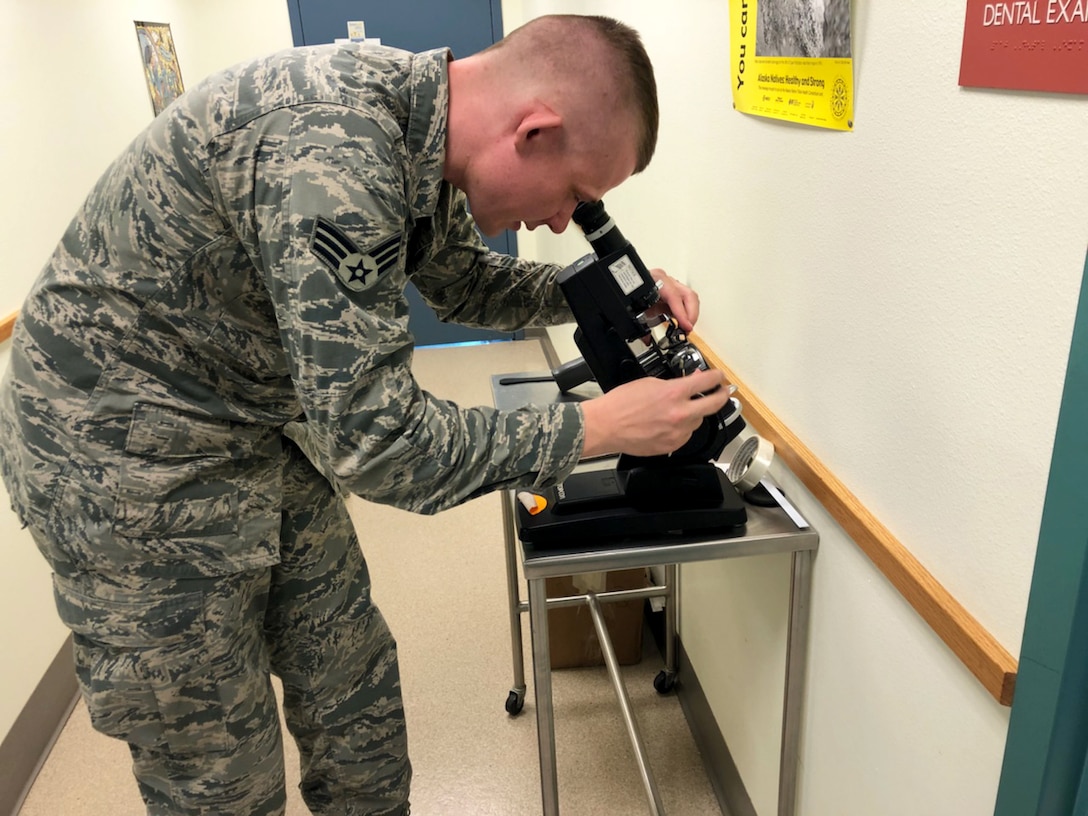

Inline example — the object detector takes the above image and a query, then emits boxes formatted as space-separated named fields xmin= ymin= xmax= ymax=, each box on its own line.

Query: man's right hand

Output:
xmin=579 ymin=369 xmax=731 ymax=459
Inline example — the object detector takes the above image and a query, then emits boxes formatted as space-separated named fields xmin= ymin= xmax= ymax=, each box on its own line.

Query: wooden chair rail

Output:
xmin=0 ymin=312 xmax=15 ymax=345
xmin=691 ymin=332 xmax=1018 ymax=706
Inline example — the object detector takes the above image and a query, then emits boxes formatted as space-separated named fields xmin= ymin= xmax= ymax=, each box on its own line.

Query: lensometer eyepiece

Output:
xmin=573 ymin=201 xmax=628 ymax=258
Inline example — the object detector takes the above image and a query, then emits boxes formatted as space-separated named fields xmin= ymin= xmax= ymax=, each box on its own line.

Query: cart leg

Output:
xmin=529 ymin=576 xmax=560 ymax=815
xmin=587 ymin=591 xmax=665 ymax=815
xmin=655 ymin=564 xmax=679 ymax=695
xmin=778 ymin=548 xmax=814 ymax=816
xmin=502 ymin=490 xmax=526 ymax=714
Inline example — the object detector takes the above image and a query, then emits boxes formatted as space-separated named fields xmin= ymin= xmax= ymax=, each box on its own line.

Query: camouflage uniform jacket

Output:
xmin=0 ymin=44 xmax=584 ymax=578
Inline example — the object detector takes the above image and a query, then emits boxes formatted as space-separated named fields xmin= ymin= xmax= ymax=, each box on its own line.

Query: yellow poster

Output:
xmin=730 ymin=0 xmax=854 ymax=131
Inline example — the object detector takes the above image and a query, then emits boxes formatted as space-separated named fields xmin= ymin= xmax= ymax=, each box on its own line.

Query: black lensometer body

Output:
xmin=516 ymin=201 xmax=749 ymax=545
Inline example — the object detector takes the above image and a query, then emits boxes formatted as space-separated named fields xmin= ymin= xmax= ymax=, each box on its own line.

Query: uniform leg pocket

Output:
xmin=55 ymin=574 xmax=238 ymax=756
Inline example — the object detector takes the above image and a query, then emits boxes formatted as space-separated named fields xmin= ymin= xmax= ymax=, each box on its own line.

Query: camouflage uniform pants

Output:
xmin=50 ymin=440 xmax=412 ymax=815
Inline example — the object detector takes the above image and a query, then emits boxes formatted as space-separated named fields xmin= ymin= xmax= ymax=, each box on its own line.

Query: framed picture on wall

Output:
xmin=134 ymin=21 xmax=185 ymax=116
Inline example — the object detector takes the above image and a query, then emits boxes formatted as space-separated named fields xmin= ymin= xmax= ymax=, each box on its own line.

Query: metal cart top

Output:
xmin=491 ymin=372 xmax=817 ymax=579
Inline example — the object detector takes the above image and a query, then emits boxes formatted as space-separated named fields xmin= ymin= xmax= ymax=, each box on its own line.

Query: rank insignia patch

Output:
xmin=310 ymin=216 xmax=400 ymax=292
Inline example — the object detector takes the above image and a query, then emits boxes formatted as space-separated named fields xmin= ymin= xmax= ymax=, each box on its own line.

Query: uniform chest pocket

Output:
xmin=113 ymin=404 xmax=277 ymax=542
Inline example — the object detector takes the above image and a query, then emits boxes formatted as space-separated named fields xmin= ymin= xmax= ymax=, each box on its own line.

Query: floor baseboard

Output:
xmin=0 ymin=635 xmax=78 ymax=816
xmin=647 ymin=605 xmax=756 ymax=816
xmin=675 ymin=637 xmax=757 ymax=816
xmin=522 ymin=328 xmax=557 ymax=367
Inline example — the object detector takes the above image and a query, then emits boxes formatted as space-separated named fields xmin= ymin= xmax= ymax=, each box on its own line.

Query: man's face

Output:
xmin=463 ymin=119 xmax=639 ymax=238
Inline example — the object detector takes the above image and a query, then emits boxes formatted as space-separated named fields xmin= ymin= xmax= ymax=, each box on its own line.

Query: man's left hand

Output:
xmin=649 ymin=268 xmax=700 ymax=332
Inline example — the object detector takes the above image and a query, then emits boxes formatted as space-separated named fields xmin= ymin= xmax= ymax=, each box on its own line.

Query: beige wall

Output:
xmin=4 ymin=2 xmax=1086 ymax=813
xmin=506 ymin=1 xmax=1088 ymax=814
xmin=0 ymin=0 xmax=293 ymax=744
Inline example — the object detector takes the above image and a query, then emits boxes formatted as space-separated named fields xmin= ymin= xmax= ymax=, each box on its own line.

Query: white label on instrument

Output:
xmin=608 ymin=254 xmax=642 ymax=295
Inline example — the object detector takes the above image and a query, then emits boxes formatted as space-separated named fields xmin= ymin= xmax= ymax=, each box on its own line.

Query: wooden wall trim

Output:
xmin=0 ymin=636 xmax=78 ymax=816
xmin=691 ymin=332 xmax=1018 ymax=706
xmin=0 ymin=312 xmax=16 ymax=345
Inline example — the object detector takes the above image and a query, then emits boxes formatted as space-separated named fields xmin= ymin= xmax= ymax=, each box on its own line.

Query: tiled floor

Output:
xmin=18 ymin=340 xmax=721 ymax=815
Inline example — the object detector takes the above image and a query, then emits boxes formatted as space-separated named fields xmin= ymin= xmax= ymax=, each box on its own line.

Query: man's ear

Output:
xmin=514 ymin=105 xmax=564 ymax=154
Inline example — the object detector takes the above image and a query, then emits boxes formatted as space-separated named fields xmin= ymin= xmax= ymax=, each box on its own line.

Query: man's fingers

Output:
xmin=649 ymin=268 xmax=700 ymax=331
xmin=582 ymin=370 xmax=737 ymax=459
xmin=679 ymin=368 xmax=726 ymax=396
xmin=681 ymin=372 xmax=733 ymax=418
xmin=674 ymin=290 xmax=699 ymax=331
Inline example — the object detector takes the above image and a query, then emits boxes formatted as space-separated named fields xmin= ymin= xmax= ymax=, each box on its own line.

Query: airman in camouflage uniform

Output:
xmin=0 ymin=14 xmax=729 ymax=816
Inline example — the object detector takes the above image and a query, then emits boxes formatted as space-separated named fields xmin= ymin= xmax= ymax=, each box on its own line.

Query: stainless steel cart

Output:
xmin=493 ymin=373 xmax=818 ymax=816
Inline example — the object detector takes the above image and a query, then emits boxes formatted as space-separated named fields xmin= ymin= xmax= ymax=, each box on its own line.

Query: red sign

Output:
xmin=959 ymin=0 xmax=1088 ymax=94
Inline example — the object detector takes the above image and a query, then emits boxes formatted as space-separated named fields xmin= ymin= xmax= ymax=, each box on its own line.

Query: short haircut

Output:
xmin=492 ymin=15 xmax=659 ymax=173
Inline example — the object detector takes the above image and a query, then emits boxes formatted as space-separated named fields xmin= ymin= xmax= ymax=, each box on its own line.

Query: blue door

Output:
xmin=286 ymin=0 xmax=520 ymax=346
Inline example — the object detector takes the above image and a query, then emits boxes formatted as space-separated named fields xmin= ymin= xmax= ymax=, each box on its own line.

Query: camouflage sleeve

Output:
xmin=211 ymin=104 xmax=584 ymax=513
xmin=408 ymin=188 xmax=576 ymax=331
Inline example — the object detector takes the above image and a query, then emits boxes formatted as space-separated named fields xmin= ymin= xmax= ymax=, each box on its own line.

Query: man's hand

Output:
xmin=648 ymin=268 xmax=700 ymax=332
xmin=580 ymin=369 xmax=730 ymax=459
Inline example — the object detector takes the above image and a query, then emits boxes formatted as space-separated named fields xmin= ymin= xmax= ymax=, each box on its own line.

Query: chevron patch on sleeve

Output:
xmin=310 ymin=216 xmax=401 ymax=292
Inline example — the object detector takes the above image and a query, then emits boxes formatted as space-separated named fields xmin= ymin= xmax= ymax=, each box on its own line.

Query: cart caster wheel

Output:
xmin=505 ymin=690 xmax=525 ymax=716
xmin=654 ymin=670 xmax=676 ymax=695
